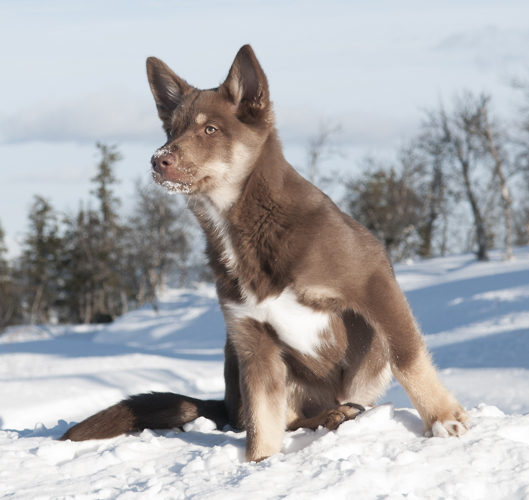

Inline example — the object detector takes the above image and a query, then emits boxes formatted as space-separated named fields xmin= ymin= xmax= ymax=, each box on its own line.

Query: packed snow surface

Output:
xmin=1 ymin=248 xmax=529 ymax=499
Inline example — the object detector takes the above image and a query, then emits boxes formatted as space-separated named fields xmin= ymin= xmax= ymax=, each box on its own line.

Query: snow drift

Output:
xmin=1 ymin=248 xmax=529 ymax=499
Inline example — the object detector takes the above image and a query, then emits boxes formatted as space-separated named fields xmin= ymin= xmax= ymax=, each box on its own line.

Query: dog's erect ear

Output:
xmin=146 ymin=57 xmax=194 ymax=132
xmin=219 ymin=45 xmax=270 ymax=124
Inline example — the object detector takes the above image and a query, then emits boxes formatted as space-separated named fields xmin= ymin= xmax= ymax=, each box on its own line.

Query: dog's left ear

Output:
xmin=219 ymin=45 xmax=271 ymax=124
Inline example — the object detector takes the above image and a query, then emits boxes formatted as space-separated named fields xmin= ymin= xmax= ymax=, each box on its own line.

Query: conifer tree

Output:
xmin=90 ymin=143 xmax=126 ymax=320
xmin=0 ymin=220 xmax=8 ymax=275
xmin=62 ymin=143 xmax=127 ymax=323
xmin=61 ymin=204 xmax=98 ymax=323
xmin=19 ymin=196 xmax=62 ymax=324
xmin=0 ymin=220 xmax=19 ymax=331
xmin=126 ymin=179 xmax=191 ymax=309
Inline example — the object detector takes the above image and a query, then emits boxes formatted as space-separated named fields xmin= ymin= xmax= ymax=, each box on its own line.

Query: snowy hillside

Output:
xmin=1 ymin=248 xmax=529 ymax=499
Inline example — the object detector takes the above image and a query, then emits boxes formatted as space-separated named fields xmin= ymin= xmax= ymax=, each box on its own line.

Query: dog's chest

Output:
xmin=227 ymin=288 xmax=330 ymax=357
xmin=201 ymin=198 xmax=330 ymax=357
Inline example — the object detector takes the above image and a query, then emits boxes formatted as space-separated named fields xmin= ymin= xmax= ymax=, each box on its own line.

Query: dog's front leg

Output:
xmin=229 ymin=318 xmax=287 ymax=462
xmin=360 ymin=275 xmax=469 ymax=436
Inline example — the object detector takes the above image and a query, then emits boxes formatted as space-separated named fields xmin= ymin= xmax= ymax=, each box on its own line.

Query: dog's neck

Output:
xmin=188 ymin=129 xmax=293 ymax=290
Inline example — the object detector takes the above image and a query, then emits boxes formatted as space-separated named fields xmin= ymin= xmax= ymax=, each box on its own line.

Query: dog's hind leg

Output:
xmin=59 ymin=393 xmax=230 ymax=441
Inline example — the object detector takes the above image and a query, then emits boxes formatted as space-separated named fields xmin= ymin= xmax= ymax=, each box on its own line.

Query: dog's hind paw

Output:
xmin=323 ymin=403 xmax=365 ymax=430
xmin=429 ymin=419 xmax=468 ymax=438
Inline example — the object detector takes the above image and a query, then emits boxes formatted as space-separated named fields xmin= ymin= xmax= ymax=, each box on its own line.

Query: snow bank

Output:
xmin=1 ymin=404 xmax=529 ymax=499
xmin=1 ymin=247 xmax=529 ymax=498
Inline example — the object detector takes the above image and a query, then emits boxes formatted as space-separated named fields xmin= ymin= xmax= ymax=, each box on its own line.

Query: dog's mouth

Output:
xmin=151 ymin=170 xmax=194 ymax=195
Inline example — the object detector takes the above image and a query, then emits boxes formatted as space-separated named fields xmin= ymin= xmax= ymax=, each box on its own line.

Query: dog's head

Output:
xmin=147 ymin=45 xmax=274 ymax=211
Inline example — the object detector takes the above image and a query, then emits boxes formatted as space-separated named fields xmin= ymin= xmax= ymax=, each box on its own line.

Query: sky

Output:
xmin=1 ymin=0 xmax=529 ymax=257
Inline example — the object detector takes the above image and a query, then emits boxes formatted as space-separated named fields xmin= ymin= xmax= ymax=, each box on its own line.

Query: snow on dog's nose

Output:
xmin=151 ymin=147 xmax=175 ymax=174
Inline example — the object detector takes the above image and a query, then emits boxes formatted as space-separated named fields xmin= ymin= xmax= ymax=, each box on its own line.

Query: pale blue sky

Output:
xmin=2 ymin=0 xmax=529 ymax=256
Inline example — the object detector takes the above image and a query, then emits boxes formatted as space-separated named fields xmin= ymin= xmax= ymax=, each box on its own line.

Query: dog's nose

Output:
xmin=151 ymin=151 xmax=175 ymax=173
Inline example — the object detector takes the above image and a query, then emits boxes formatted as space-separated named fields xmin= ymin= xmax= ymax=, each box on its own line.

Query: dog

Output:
xmin=60 ymin=45 xmax=468 ymax=462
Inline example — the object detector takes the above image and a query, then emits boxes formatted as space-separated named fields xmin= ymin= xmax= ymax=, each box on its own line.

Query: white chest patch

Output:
xmin=226 ymin=288 xmax=330 ymax=357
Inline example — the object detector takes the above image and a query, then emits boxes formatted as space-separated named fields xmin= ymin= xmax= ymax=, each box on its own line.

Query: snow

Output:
xmin=1 ymin=247 xmax=529 ymax=499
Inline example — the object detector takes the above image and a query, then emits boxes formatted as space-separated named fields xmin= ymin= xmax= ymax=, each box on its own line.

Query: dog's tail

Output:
xmin=59 ymin=392 xmax=230 ymax=441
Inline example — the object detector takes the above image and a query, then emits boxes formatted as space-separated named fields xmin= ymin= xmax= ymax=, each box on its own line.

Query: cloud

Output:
xmin=9 ymin=166 xmax=92 ymax=184
xmin=0 ymin=89 xmax=164 ymax=144
xmin=431 ymin=26 xmax=529 ymax=72
xmin=276 ymin=106 xmax=419 ymax=149
xmin=1 ymin=90 xmax=418 ymax=151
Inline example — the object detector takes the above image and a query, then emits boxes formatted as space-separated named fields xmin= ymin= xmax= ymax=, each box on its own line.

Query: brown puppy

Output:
xmin=60 ymin=45 xmax=468 ymax=462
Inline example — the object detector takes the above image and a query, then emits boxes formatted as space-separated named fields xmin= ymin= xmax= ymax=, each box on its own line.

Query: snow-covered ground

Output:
xmin=1 ymin=248 xmax=529 ymax=499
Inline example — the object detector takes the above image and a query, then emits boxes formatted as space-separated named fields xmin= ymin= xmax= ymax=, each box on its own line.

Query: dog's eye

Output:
xmin=205 ymin=126 xmax=217 ymax=135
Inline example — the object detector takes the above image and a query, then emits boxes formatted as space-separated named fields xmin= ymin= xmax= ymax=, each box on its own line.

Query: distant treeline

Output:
xmin=0 ymin=143 xmax=205 ymax=330
xmin=309 ymin=89 xmax=529 ymax=263
xmin=1 ymin=88 xmax=529 ymax=330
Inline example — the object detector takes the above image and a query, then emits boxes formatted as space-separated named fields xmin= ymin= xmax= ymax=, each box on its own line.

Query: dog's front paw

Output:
xmin=426 ymin=407 xmax=469 ymax=438
xmin=431 ymin=419 xmax=468 ymax=438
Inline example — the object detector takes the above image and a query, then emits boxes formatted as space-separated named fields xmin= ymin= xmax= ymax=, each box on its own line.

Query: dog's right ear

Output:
xmin=146 ymin=57 xmax=193 ymax=133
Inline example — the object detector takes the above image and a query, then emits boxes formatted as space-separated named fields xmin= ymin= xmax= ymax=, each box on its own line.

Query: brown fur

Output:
xmin=59 ymin=393 xmax=228 ymax=441
xmin=60 ymin=45 xmax=468 ymax=461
